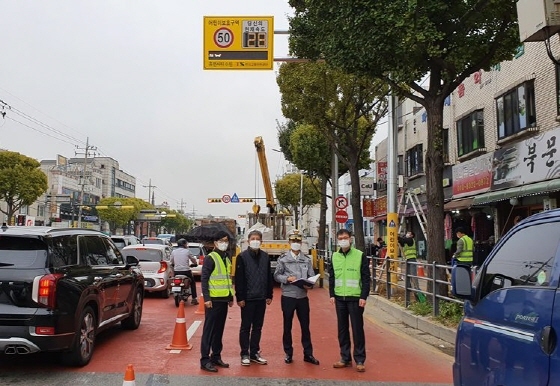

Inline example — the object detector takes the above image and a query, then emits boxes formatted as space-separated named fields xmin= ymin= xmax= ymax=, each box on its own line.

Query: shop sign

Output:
xmin=452 ymin=153 xmax=493 ymax=198
xmin=373 ymin=195 xmax=387 ymax=217
xmin=362 ymin=198 xmax=375 ymax=217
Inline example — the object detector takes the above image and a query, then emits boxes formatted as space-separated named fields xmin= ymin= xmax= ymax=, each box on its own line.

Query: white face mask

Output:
xmin=290 ymin=243 xmax=301 ymax=251
xmin=337 ymin=239 xmax=350 ymax=249
xmin=249 ymin=240 xmax=261 ymax=249
xmin=216 ymin=242 xmax=229 ymax=251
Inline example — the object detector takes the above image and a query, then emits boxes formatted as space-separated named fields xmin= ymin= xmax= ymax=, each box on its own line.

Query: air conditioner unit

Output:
xmin=517 ymin=0 xmax=560 ymax=42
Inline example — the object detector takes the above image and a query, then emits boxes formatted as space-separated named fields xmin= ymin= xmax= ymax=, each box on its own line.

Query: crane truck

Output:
xmin=238 ymin=136 xmax=310 ymax=270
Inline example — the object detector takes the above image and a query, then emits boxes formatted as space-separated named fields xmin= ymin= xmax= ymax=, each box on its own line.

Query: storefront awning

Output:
xmin=444 ymin=197 xmax=474 ymax=211
xmin=472 ymin=179 xmax=560 ymax=206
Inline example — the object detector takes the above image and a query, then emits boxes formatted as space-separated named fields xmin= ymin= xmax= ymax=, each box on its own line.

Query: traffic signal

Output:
xmin=207 ymin=198 xmax=221 ymax=203
xmin=240 ymin=198 xmax=253 ymax=203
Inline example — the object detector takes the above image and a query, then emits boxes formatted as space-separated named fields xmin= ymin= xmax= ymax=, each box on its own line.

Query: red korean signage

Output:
xmin=362 ymin=198 xmax=375 ymax=218
xmin=452 ymin=153 xmax=493 ymax=197
xmin=377 ymin=162 xmax=387 ymax=183
xmin=373 ymin=196 xmax=387 ymax=217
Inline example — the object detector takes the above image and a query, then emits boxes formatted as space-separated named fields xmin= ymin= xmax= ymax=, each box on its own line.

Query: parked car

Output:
xmin=187 ymin=242 xmax=207 ymax=278
xmin=122 ymin=244 xmax=173 ymax=298
xmin=110 ymin=235 xmax=141 ymax=252
xmin=0 ymin=226 xmax=144 ymax=366
xmin=451 ymin=208 xmax=560 ymax=386
xmin=142 ymin=237 xmax=171 ymax=246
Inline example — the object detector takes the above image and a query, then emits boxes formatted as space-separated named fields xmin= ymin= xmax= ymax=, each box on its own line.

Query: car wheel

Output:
xmin=121 ymin=289 xmax=143 ymax=330
xmin=174 ymin=295 xmax=180 ymax=307
xmin=60 ymin=306 xmax=96 ymax=367
xmin=161 ymin=284 xmax=170 ymax=299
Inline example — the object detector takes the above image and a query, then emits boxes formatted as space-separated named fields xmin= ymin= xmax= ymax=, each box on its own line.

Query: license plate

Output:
xmin=172 ymin=287 xmax=181 ymax=293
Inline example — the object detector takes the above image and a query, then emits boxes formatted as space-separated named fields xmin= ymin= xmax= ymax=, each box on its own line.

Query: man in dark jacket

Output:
xmin=235 ymin=230 xmax=274 ymax=366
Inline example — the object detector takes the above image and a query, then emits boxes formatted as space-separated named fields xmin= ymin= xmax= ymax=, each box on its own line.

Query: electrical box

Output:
xmin=517 ymin=0 xmax=560 ymax=42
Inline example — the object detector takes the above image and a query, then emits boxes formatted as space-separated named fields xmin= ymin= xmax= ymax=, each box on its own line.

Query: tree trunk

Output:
xmin=425 ymin=99 xmax=447 ymax=295
xmin=348 ymin=163 xmax=365 ymax=252
xmin=317 ymin=176 xmax=328 ymax=251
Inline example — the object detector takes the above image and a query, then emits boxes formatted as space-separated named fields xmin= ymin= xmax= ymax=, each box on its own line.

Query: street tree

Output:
xmin=0 ymin=151 xmax=48 ymax=225
xmin=160 ymin=210 xmax=193 ymax=234
xmin=288 ymin=0 xmax=519 ymax=275
xmin=277 ymin=61 xmax=387 ymax=251
xmin=275 ymin=173 xmax=320 ymax=230
xmin=97 ymin=197 xmax=153 ymax=235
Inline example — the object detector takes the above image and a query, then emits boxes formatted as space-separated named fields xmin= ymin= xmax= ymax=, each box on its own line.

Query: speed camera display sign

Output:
xmin=204 ymin=16 xmax=274 ymax=70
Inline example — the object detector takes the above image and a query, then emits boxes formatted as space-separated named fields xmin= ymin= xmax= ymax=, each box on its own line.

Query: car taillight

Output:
xmin=32 ymin=274 xmax=63 ymax=308
xmin=158 ymin=261 xmax=168 ymax=274
xmin=173 ymin=278 xmax=183 ymax=285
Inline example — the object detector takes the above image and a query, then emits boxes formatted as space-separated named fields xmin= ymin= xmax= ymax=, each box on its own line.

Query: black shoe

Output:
xmin=304 ymin=355 xmax=320 ymax=365
xmin=192 ymin=299 xmax=199 ymax=305
xmin=201 ymin=362 xmax=218 ymax=372
xmin=212 ymin=359 xmax=230 ymax=368
xmin=284 ymin=355 xmax=293 ymax=364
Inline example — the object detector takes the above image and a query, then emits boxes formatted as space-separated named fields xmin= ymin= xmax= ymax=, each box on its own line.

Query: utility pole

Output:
xmin=386 ymin=94 xmax=400 ymax=294
xmin=143 ymin=179 xmax=156 ymax=205
xmin=75 ymin=137 xmax=96 ymax=228
xmin=177 ymin=198 xmax=187 ymax=213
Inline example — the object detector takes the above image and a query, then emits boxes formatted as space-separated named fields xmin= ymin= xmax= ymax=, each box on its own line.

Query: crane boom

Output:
xmin=254 ymin=136 xmax=276 ymax=213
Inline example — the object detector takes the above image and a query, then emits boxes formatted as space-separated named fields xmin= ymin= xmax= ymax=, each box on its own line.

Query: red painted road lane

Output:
xmin=0 ymin=285 xmax=452 ymax=384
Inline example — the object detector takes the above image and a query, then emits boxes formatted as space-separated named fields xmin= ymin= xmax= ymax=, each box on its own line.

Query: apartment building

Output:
xmin=374 ymin=38 xmax=560 ymax=263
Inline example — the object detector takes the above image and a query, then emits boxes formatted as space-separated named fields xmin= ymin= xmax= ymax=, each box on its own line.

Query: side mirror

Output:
xmin=451 ymin=264 xmax=474 ymax=299
xmin=125 ymin=255 xmax=140 ymax=267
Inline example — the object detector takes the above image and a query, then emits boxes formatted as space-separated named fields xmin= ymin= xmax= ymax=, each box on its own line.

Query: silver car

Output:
xmin=187 ymin=243 xmax=207 ymax=278
xmin=122 ymin=244 xmax=173 ymax=298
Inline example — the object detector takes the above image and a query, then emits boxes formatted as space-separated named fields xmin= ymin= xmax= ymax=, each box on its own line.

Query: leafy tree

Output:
xmin=97 ymin=197 xmax=153 ymax=235
xmin=288 ymin=0 xmax=519 ymax=281
xmin=275 ymin=173 xmax=321 ymax=230
xmin=160 ymin=210 xmax=194 ymax=234
xmin=277 ymin=62 xmax=387 ymax=251
xmin=0 ymin=151 xmax=48 ymax=225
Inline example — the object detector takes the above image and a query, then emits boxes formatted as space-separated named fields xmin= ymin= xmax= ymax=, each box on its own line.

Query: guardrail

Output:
xmin=314 ymin=249 xmax=464 ymax=318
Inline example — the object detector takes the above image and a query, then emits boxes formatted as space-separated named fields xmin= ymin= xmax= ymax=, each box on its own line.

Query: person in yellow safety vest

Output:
xmin=328 ymin=229 xmax=370 ymax=373
xmin=398 ymin=231 xmax=419 ymax=290
xmin=453 ymin=227 xmax=474 ymax=266
xmin=200 ymin=230 xmax=234 ymax=373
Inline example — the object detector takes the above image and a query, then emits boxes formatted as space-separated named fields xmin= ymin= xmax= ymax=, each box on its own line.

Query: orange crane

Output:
xmin=254 ymin=136 xmax=276 ymax=214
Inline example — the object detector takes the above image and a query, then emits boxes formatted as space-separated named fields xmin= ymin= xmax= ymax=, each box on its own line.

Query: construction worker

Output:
xmin=329 ymin=229 xmax=370 ymax=373
xmin=199 ymin=231 xmax=234 ymax=373
xmin=453 ymin=227 xmax=474 ymax=266
xmin=398 ymin=231 xmax=419 ymax=290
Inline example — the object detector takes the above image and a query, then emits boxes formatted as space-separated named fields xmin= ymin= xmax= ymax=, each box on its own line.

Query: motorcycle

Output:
xmin=170 ymin=274 xmax=192 ymax=307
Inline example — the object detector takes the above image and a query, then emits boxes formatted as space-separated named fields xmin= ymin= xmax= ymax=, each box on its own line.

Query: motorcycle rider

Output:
xmin=170 ymin=238 xmax=199 ymax=305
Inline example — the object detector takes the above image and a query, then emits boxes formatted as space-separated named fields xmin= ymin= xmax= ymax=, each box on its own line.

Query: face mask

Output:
xmin=216 ymin=242 xmax=228 ymax=252
xmin=290 ymin=243 xmax=301 ymax=251
xmin=249 ymin=240 xmax=261 ymax=249
xmin=338 ymin=239 xmax=350 ymax=249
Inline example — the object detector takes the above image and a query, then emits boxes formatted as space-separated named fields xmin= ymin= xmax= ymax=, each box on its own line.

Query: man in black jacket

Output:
xmin=235 ymin=230 xmax=274 ymax=366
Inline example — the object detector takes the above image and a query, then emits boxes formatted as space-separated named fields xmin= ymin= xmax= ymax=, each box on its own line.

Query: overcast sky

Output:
xmin=0 ymin=0 xmax=303 ymax=219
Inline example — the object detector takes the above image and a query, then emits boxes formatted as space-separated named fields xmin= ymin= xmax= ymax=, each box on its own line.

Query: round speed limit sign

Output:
xmin=214 ymin=27 xmax=233 ymax=48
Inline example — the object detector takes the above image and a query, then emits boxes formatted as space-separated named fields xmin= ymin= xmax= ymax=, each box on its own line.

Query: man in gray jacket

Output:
xmin=273 ymin=231 xmax=319 ymax=365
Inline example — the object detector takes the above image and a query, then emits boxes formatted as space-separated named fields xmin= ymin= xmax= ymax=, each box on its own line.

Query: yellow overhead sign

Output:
xmin=203 ymin=16 xmax=274 ymax=70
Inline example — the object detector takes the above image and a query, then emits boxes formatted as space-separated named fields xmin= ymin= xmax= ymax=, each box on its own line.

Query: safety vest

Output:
xmin=332 ymin=248 xmax=362 ymax=297
xmin=456 ymin=235 xmax=473 ymax=263
xmin=208 ymin=251 xmax=233 ymax=298
xmin=403 ymin=240 xmax=417 ymax=260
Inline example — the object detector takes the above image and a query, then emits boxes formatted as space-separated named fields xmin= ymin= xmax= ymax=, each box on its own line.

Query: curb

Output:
xmin=368 ymin=295 xmax=457 ymax=346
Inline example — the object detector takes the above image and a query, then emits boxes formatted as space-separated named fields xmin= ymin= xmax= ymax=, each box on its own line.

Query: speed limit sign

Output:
xmin=213 ymin=28 xmax=233 ymax=48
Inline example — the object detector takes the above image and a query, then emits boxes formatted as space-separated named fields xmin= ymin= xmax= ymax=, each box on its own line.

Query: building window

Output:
xmin=38 ymin=205 xmax=45 ymax=217
xmin=442 ymin=128 xmax=449 ymax=163
xmin=397 ymin=155 xmax=404 ymax=175
xmin=496 ymin=80 xmax=536 ymax=140
xmin=406 ymin=144 xmax=423 ymax=176
xmin=457 ymin=109 xmax=485 ymax=157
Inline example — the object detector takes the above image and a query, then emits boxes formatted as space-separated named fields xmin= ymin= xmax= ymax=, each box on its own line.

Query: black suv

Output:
xmin=0 ymin=226 xmax=144 ymax=366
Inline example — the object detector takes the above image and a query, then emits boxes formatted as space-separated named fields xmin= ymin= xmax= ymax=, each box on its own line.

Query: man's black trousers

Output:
xmin=239 ymin=299 xmax=266 ymax=358
xmin=335 ymin=299 xmax=366 ymax=364
xmin=281 ymin=295 xmax=313 ymax=357
xmin=200 ymin=300 xmax=229 ymax=366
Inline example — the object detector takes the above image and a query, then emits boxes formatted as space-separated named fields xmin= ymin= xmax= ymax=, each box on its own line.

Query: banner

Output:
xmin=362 ymin=198 xmax=375 ymax=217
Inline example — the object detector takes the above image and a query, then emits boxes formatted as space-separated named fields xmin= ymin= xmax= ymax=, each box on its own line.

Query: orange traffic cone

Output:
xmin=122 ymin=364 xmax=136 ymax=386
xmin=417 ymin=264 xmax=425 ymax=278
xmin=166 ymin=300 xmax=193 ymax=350
xmin=195 ymin=295 xmax=205 ymax=315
